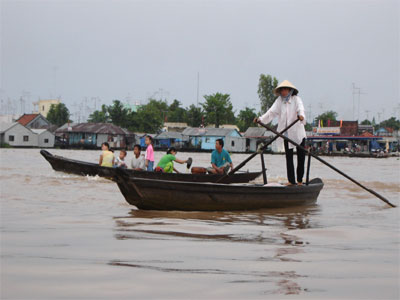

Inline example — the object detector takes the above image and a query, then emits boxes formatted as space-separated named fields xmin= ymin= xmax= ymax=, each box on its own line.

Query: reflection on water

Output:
xmin=113 ymin=205 xmax=320 ymax=243
xmin=109 ymin=206 xmax=322 ymax=295
xmin=1 ymin=149 xmax=399 ymax=299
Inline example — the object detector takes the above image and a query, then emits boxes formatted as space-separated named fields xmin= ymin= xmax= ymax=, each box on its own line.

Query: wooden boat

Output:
xmin=40 ymin=150 xmax=261 ymax=183
xmin=114 ymin=168 xmax=324 ymax=211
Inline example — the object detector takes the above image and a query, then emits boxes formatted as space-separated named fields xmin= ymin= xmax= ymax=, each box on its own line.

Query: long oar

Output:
xmin=216 ymin=118 xmax=300 ymax=183
xmin=257 ymin=120 xmax=397 ymax=208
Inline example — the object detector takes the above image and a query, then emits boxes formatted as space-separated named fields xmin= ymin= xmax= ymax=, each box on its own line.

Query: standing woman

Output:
xmin=144 ymin=135 xmax=155 ymax=171
xmin=254 ymin=80 xmax=306 ymax=185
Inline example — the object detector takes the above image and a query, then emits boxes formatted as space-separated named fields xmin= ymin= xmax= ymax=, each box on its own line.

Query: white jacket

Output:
xmin=259 ymin=95 xmax=306 ymax=150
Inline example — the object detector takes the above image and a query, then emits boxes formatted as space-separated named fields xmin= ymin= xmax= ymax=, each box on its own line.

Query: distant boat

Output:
xmin=40 ymin=150 xmax=261 ymax=184
xmin=114 ymin=168 xmax=324 ymax=211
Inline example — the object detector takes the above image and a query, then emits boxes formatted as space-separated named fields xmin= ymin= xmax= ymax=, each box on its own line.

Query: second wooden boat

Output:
xmin=40 ymin=150 xmax=261 ymax=183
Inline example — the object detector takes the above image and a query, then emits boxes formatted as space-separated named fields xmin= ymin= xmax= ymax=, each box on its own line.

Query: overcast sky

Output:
xmin=1 ymin=0 xmax=399 ymax=123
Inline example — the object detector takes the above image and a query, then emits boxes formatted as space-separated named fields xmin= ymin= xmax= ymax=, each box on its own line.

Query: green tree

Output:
xmin=305 ymin=123 xmax=313 ymax=131
xmin=379 ymin=117 xmax=400 ymax=130
xmin=167 ymin=99 xmax=187 ymax=122
xmin=202 ymin=93 xmax=235 ymax=128
xmin=236 ymin=107 xmax=257 ymax=132
xmin=185 ymin=104 xmax=203 ymax=127
xmin=360 ymin=119 xmax=372 ymax=125
xmin=88 ymin=104 xmax=109 ymax=123
xmin=132 ymin=99 xmax=167 ymax=132
xmin=108 ymin=100 xmax=130 ymax=127
xmin=258 ymin=74 xmax=279 ymax=113
xmin=316 ymin=110 xmax=338 ymax=126
xmin=47 ymin=103 xmax=70 ymax=126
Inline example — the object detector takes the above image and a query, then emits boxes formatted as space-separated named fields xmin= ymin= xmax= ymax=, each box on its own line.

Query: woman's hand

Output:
xmin=298 ymin=115 xmax=304 ymax=121
xmin=253 ymin=117 xmax=259 ymax=124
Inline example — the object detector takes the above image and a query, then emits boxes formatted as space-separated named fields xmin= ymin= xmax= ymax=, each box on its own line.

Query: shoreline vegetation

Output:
xmin=42 ymin=74 xmax=400 ymax=135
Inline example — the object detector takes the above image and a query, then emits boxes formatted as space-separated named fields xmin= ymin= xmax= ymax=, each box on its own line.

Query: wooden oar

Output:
xmin=216 ymin=118 xmax=300 ymax=183
xmin=257 ymin=120 xmax=397 ymax=208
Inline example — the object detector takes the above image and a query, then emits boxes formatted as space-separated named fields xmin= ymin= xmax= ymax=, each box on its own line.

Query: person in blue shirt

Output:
xmin=207 ymin=138 xmax=234 ymax=174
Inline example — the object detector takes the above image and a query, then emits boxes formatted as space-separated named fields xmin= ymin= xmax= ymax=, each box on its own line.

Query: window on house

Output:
xmin=44 ymin=139 xmax=49 ymax=143
xmin=231 ymin=140 xmax=235 ymax=147
xmin=42 ymin=105 xmax=45 ymax=111
xmin=9 ymin=135 xmax=14 ymax=142
xmin=23 ymin=136 xmax=29 ymax=142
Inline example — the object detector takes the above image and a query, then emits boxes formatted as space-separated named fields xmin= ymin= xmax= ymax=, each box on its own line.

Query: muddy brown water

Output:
xmin=1 ymin=149 xmax=399 ymax=299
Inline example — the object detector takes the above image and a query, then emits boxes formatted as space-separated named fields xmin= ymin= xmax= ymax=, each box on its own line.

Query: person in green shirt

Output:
xmin=156 ymin=147 xmax=189 ymax=173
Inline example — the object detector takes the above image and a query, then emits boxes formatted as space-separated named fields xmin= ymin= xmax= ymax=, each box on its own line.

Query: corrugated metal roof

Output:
xmin=182 ymin=127 xmax=206 ymax=136
xmin=243 ymin=127 xmax=267 ymax=137
xmin=204 ymin=128 xmax=239 ymax=136
xmin=155 ymin=131 xmax=190 ymax=141
xmin=155 ymin=131 xmax=184 ymax=139
xmin=182 ymin=127 xmax=240 ymax=137
xmin=56 ymin=123 xmax=134 ymax=135
xmin=0 ymin=122 xmax=17 ymax=133
xmin=56 ymin=123 xmax=75 ymax=131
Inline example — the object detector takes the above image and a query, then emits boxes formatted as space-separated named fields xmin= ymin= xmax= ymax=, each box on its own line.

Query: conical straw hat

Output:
xmin=274 ymin=80 xmax=299 ymax=96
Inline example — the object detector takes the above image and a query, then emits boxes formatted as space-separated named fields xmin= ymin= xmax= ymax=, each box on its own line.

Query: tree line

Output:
xmin=46 ymin=74 xmax=400 ymax=133
xmin=83 ymin=74 xmax=280 ymax=133
xmin=87 ymin=95 xmax=254 ymax=133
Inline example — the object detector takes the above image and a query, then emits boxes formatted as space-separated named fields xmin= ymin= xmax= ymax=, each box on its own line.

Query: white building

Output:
xmin=31 ymin=129 xmax=55 ymax=148
xmin=0 ymin=122 xmax=55 ymax=148
xmin=0 ymin=122 xmax=38 ymax=147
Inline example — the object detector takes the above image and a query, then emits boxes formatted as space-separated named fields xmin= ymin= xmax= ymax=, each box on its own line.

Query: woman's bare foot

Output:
xmin=285 ymin=182 xmax=296 ymax=186
xmin=297 ymin=182 xmax=303 ymax=186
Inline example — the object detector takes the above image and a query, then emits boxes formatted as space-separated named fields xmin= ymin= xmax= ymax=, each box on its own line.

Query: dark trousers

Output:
xmin=284 ymin=138 xmax=306 ymax=184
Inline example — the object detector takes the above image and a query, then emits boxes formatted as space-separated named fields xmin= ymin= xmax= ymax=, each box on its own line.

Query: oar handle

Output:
xmin=257 ymin=121 xmax=397 ymax=208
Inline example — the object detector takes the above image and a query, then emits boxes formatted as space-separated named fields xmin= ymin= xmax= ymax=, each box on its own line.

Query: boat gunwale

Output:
xmin=40 ymin=149 xmax=262 ymax=180
xmin=115 ymin=169 xmax=323 ymax=193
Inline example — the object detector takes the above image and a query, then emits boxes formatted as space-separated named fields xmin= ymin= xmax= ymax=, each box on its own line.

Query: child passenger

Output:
xmin=130 ymin=144 xmax=146 ymax=170
xmin=114 ymin=149 xmax=128 ymax=168
xmin=156 ymin=147 xmax=189 ymax=173
xmin=144 ymin=135 xmax=155 ymax=171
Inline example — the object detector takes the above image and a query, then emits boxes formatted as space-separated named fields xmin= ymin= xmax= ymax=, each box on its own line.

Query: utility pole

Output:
xmin=196 ymin=72 xmax=200 ymax=107
xmin=356 ymin=87 xmax=366 ymax=121
xmin=396 ymin=103 xmax=400 ymax=119
xmin=351 ymin=83 xmax=364 ymax=120
xmin=318 ymin=102 xmax=324 ymax=115
xmin=352 ymin=83 xmax=357 ymax=120
xmin=19 ymin=97 xmax=25 ymax=115
xmin=365 ymin=110 xmax=370 ymax=121
xmin=52 ymin=66 xmax=59 ymax=98
xmin=307 ymin=103 xmax=312 ymax=124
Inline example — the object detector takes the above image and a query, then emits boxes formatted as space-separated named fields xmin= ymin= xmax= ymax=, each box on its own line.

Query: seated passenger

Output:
xmin=207 ymin=138 xmax=233 ymax=174
xmin=99 ymin=142 xmax=115 ymax=167
xmin=114 ymin=149 xmax=128 ymax=168
xmin=130 ymin=144 xmax=146 ymax=171
xmin=156 ymin=147 xmax=188 ymax=173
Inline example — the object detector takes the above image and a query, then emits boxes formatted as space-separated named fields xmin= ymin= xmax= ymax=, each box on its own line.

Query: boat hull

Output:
xmin=114 ymin=169 xmax=324 ymax=211
xmin=40 ymin=150 xmax=261 ymax=183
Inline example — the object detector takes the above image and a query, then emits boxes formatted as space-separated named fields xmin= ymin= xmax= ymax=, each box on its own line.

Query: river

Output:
xmin=1 ymin=148 xmax=399 ymax=299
